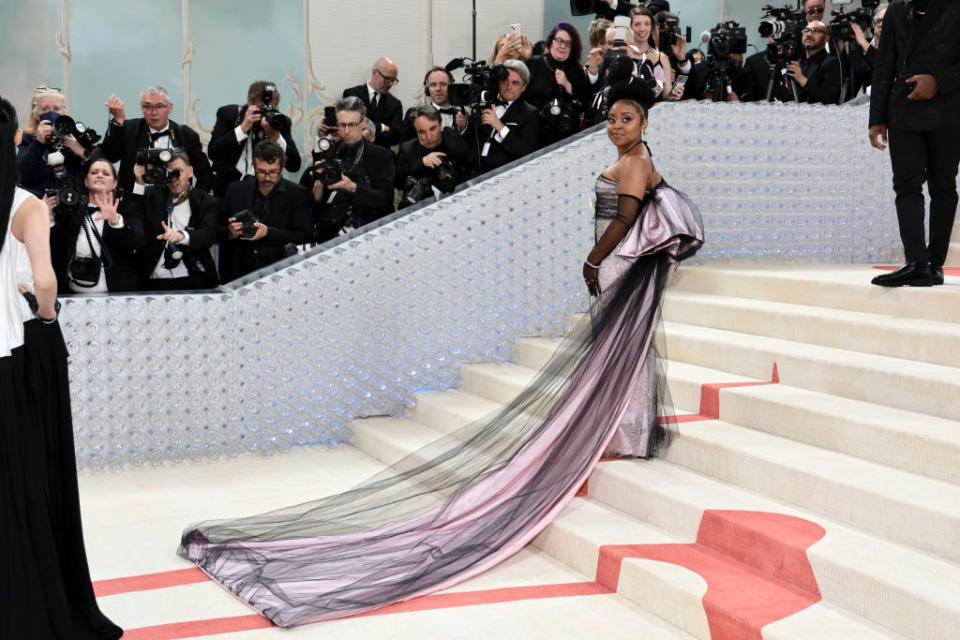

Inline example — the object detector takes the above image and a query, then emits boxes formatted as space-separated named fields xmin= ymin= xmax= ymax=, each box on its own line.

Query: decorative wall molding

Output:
xmin=55 ymin=0 xmax=72 ymax=111
xmin=180 ymin=0 xmax=212 ymax=145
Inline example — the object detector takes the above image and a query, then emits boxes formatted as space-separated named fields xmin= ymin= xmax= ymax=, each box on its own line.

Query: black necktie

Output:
xmin=371 ymin=93 xmax=379 ymax=110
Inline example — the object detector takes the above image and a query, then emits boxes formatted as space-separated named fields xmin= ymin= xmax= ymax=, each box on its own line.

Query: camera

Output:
xmin=135 ymin=147 xmax=179 ymax=185
xmin=44 ymin=151 xmax=84 ymax=213
xmin=435 ymin=159 xmax=460 ymax=194
xmin=255 ymin=84 xmax=289 ymax=132
xmin=656 ymin=12 xmax=681 ymax=52
xmin=540 ymin=97 xmax=584 ymax=134
xmin=50 ymin=115 xmax=101 ymax=150
xmin=447 ymin=60 xmax=508 ymax=108
xmin=233 ymin=209 xmax=259 ymax=239
xmin=707 ymin=21 xmax=747 ymax=59
xmin=829 ymin=0 xmax=879 ymax=42
xmin=309 ymin=136 xmax=345 ymax=187
xmin=758 ymin=4 xmax=805 ymax=43
xmin=162 ymin=240 xmax=186 ymax=270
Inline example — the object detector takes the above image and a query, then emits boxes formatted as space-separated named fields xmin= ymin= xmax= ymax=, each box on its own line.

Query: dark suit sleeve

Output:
xmin=395 ymin=142 xmax=415 ymax=189
xmin=869 ymin=7 xmax=900 ymax=126
xmin=181 ymin=126 xmax=214 ymax=192
xmin=282 ymin=131 xmax=302 ymax=173
xmin=263 ymin=186 xmax=313 ymax=246
xmin=217 ymin=182 xmax=239 ymax=242
xmin=99 ymin=120 xmax=126 ymax=163
xmin=566 ymin=64 xmax=592 ymax=106
xmin=354 ymin=147 xmax=395 ymax=218
xmin=108 ymin=197 xmax=145 ymax=254
xmin=805 ymin=57 xmax=842 ymax=105
xmin=208 ymin=106 xmax=244 ymax=163
xmin=374 ymin=97 xmax=404 ymax=147
xmin=187 ymin=193 xmax=219 ymax=249
xmin=16 ymin=139 xmax=49 ymax=188
xmin=499 ymin=105 xmax=539 ymax=158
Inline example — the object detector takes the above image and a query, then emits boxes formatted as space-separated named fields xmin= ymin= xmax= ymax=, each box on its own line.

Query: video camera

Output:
xmin=446 ymin=59 xmax=508 ymax=109
xmin=829 ymin=0 xmax=879 ymax=42
xmin=657 ymin=12 xmax=682 ymax=52
xmin=758 ymin=4 xmax=806 ymax=43
xmin=707 ymin=21 xmax=747 ymax=59
xmin=135 ymin=147 xmax=181 ymax=186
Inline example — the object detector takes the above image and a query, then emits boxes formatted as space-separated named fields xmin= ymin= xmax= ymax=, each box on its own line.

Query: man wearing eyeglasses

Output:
xmin=218 ymin=141 xmax=312 ymax=282
xmin=787 ymin=21 xmax=842 ymax=104
xmin=342 ymin=57 xmax=404 ymax=148
xmin=101 ymin=85 xmax=213 ymax=193
xmin=869 ymin=0 xmax=960 ymax=287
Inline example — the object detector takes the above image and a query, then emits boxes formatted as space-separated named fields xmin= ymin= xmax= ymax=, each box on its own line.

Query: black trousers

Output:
xmin=888 ymin=127 xmax=960 ymax=265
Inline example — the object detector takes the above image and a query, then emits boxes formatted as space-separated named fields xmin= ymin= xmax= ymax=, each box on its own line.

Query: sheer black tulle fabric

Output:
xmin=178 ymin=187 xmax=702 ymax=627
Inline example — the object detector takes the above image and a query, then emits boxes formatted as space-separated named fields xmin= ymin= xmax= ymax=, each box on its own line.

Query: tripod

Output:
xmin=764 ymin=43 xmax=801 ymax=103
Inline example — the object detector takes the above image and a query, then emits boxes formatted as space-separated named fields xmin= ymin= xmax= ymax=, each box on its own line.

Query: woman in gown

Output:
xmin=178 ymin=78 xmax=703 ymax=627
xmin=0 ymin=97 xmax=123 ymax=638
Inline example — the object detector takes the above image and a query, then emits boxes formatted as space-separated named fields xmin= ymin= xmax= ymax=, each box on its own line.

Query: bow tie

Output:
xmin=492 ymin=99 xmax=509 ymax=108
xmin=438 ymin=107 xmax=458 ymax=115
xmin=150 ymin=129 xmax=170 ymax=139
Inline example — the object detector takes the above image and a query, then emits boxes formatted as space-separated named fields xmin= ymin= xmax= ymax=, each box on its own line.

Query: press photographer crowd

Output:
xmin=17 ymin=0 xmax=887 ymax=294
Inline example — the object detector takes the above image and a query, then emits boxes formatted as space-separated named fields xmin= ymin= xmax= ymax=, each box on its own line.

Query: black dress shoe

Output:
xmin=871 ymin=261 xmax=933 ymax=287
xmin=931 ymin=265 xmax=944 ymax=286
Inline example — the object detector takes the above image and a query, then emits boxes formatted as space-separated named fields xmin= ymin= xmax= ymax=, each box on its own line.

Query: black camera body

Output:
xmin=135 ymin=147 xmax=178 ymax=185
xmin=829 ymin=2 xmax=878 ymax=42
xmin=44 ymin=152 xmax=85 ymax=213
xmin=657 ymin=12 xmax=681 ymax=52
xmin=540 ymin=97 xmax=584 ymax=134
xmin=758 ymin=4 xmax=805 ymax=44
xmin=162 ymin=240 xmax=186 ymax=270
xmin=447 ymin=60 xmax=508 ymax=109
xmin=44 ymin=114 xmax=101 ymax=150
xmin=254 ymin=84 xmax=290 ymax=133
xmin=310 ymin=137 xmax=345 ymax=187
xmin=708 ymin=21 xmax=748 ymax=59
xmin=233 ymin=209 xmax=260 ymax=239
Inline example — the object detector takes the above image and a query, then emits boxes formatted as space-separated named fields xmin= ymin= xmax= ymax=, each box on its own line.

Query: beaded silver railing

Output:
xmin=60 ymin=102 xmax=900 ymax=470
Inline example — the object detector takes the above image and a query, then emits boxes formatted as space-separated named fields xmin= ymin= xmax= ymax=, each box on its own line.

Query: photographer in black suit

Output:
xmin=396 ymin=106 xmax=474 ymax=208
xmin=101 ymin=86 xmax=212 ymax=193
xmin=129 ymin=150 xmax=219 ymax=290
xmin=218 ymin=141 xmax=312 ymax=283
xmin=787 ymin=21 xmax=842 ymax=104
xmin=341 ymin=57 xmax=404 ymax=148
xmin=208 ymin=81 xmax=302 ymax=197
xmin=870 ymin=0 xmax=960 ymax=287
xmin=469 ymin=60 xmax=540 ymax=174
xmin=302 ymin=97 xmax=395 ymax=243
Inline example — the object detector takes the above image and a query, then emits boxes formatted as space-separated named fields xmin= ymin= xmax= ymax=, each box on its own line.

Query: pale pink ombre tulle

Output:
xmin=178 ymin=180 xmax=703 ymax=627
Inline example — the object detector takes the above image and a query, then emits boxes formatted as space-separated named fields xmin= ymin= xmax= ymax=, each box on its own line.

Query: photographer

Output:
xmin=342 ymin=57 xmax=404 ymax=149
xmin=400 ymin=68 xmax=467 ymax=142
xmin=129 ymin=150 xmax=219 ymax=290
xmin=589 ymin=0 xmax=633 ymax=22
xmin=847 ymin=5 xmax=887 ymax=98
xmin=788 ymin=21 xmax=842 ymax=105
xmin=218 ymin=141 xmax=312 ymax=283
xmin=467 ymin=59 xmax=540 ymax=175
xmin=302 ymin=97 xmax=395 ymax=243
xmin=522 ymin=23 xmax=591 ymax=147
xmin=49 ymin=159 xmax=142 ymax=294
xmin=656 ymin=12 xmax=708 ymax=101
xmin=869 ymin=0 xmax=960 ymax=288
xmin=101 ymin=85 xmax=212 ymax=193
xmin=17 ymin=87 xmax=93 ymax=200
xmin=396 ymin=106 xmax=474 ymax=208
xmin=208 ymin=80 xmax=301 ymax=197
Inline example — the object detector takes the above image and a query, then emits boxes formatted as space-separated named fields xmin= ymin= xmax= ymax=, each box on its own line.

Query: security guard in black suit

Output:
xmin=870 ymin=0 xmax=960 ymax=287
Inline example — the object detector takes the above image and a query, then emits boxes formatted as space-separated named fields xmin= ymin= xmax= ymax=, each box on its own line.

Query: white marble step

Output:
xmin=348 ymin=413 xmax=897 ymax=640
xmin=669 ymin=265 xmax=960 ymax=324
xmin=662 ymin=321 xmax=960 ymax=422
xmin=587 ymin=460 xmax=960 ymax=640
xmin=945 ymin=243 xmax=960 ymax=267
xmin=662 ymin=418 xmax=960 ymax=563
xmin=662 ymin=290 xmax=960 ymax=368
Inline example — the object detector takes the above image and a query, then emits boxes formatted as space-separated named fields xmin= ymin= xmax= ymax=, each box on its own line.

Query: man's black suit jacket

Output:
xmin=100 ymin=118 xmax=213 ymax=194
xmin=207 ymin=104 xmax=302 ymax=197
xmin=469 ymin=99 xmax=540 ymax=175
xmin=49 ymin=199 xmax=143 ymax=294
xmin=798 ymin=49 xmax=842 ymax=105
xmin=342 ymin=85 xmax=404 ymax=148
xmin=870 ymin=0 xmax=960 ymax=131
xmin=395 ymin=127 xmax=475 ymax=190
xmin=593 ymin=0 xmax=634 ymax=21
xmin=131 ymin=185 xmax=220 ymax=287
xmin=218 ymin=177 xmax=312 ymax=283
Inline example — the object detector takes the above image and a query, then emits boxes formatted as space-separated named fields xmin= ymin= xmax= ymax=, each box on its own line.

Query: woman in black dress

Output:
xmin=0 ymin=97 xmax=122 ymax=638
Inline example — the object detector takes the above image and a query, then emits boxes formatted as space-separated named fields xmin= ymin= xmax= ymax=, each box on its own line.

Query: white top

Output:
xmin=0 ymin=188 xmax=39 ymax=357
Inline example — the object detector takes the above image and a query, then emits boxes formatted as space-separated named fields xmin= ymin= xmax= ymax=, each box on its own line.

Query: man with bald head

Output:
xmin=787 ymin=20 xmax=841 ymax=104
xmin=342 ymin=57 xmax=404 ymax=148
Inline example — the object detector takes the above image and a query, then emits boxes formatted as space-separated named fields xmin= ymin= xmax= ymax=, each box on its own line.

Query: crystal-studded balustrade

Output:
xmin=59 ymin=102 xmax=900 ymax=470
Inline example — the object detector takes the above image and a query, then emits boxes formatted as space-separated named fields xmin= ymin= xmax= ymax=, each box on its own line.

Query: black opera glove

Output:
xmin=584 ymin=193 xmax=644 ymax=296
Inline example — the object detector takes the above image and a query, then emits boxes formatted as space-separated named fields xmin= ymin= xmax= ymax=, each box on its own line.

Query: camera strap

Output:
xmin=80 ymin=213 xmax=114 ymax=270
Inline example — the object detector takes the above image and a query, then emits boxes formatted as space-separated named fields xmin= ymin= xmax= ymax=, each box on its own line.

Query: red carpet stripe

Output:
xmin=121 ymin=582 xmax=613 ymax=639
xmin=874 ymin=265 xmax=960 ymax=277
xmin=93 ymin=568 xmax=208 ymax=597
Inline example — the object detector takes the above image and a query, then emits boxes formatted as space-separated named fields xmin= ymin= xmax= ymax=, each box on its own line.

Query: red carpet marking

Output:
xmin=659 ymin=362 xmax=780 ymax=424
xmin=93 ymin=568 xmax=208 ymax=597
xmin=121 ymin=582 xmax=612 ymax=639
xmin=874 ymin=265 xmax=960 ymax=277
xmin=596 ymin=510 xmax=825 ymax=640
xmin=122 ymin=614 xmax=273 ymax=640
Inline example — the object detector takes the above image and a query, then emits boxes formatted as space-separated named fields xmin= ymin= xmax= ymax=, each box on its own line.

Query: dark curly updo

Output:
xmin=0 ymin=96 xmax=19 ymax=256
xmin=606 ymin=77 xmax=657 ymax=120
